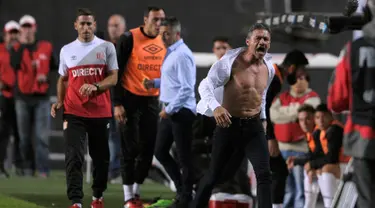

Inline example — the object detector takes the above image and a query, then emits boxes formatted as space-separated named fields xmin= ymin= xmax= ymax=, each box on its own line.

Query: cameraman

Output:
xmin=327 ymin=1 xmax=375 ymax=207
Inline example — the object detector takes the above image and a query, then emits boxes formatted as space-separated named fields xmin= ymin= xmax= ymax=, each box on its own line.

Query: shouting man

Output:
xmin=193 ymin=22 xmax=275 ymax=208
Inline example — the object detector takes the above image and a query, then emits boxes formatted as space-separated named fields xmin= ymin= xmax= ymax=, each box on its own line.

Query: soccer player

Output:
xmin=51 ymin=8 xmax=118 ymax=208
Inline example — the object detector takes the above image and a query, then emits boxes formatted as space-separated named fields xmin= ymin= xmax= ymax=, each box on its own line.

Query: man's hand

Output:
xmin=268 ymin=139 xmax=280 ymax=157
xmin=213 ymin=106 xmax=232 ymax=128
xmin=308 ymin=170 xmax=316 ymax=184
xmin=114 ymin=105 xmax=126 ymax=124
xmin=286 ymin=156 xmax=295 ymax=170
xmin=51 ymin=102 xmax=63 ymax=118
xmin=143 ymin=78 xmax=154 ymax=90
xmin=79 ymin=83 xmax=97 ymax=96
xmin=37 ymin=74 xmax=47 ymax=83
xmin=159 ymin=109 xmax=169 ymax=119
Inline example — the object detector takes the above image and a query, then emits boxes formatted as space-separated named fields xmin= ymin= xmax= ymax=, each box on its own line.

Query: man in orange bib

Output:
xmin=113 ymin=6 xmax=166 ymax=208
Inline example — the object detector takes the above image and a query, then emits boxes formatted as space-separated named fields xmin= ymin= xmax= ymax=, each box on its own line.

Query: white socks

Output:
xmin=92 ymin=196 xmax=103 ymax=201
xmin=318 ymin=172 xmax=339 ymax=208
xmin=123 ymin=185 xmax=134 ymax=202
xmin=272 ymin=204 xmax=283 ymax=208
xmin=304 ymin=171 xmax=320 ymax=208
xmin=133 ymin=183 xmax=140 ymax=196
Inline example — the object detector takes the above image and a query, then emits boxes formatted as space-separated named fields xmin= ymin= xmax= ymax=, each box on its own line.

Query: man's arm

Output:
xmin=198 ymin=60 xmax=230 ymax=112
xmin=265 ymin=73 xmax=282 ymax=139
xmin=165 ymin=54 xmax=196 ymax=114
xmin=57 ymin=47 xmax=68 ymax=104
xmin=95 ymin=43 xmax=119 ymax=91
xmin=327 ymin=43 xmax=351 ymax=113
xmin=113 ymin=32 xmax=133 ymax=106
xmin=270 ymin=97 xmax=300 ymax=123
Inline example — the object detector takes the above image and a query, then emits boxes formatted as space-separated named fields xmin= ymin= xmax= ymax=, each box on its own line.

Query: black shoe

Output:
xmin=171 ymin=196 xmax=191 ymax=208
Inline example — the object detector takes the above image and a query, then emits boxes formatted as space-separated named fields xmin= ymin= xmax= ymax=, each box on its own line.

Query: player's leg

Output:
xmin=270 ymin=154 xmax=288 ymax=208
xmin=169 ymin=108 xmax=196 ymax=206
xmin=243 ymin=119 xmax=272 ymax=208
xmin=87 ymin=118 xmax=110 ymax=207
xmin=352 ymin=158 xmax=375 ymax=208
xmin=119 ymin=91 xmax=141 ymax=203
xmin=0 ymin=97 xmax=13 ymax=177
xmin=133 ymin=96 xmax=159 ymax=197
xmin=154 ymin=117 xmax=179 ymax=195
xmin=191 ymin=126 xmax=241 ymax=208
xmin=34 ymin=99 xmax=51 ymax=177
xmin=317 ymin=164 xmax=340 ymax=208
xmin=63 ymin=115 xmax=87 ymax=207
xmin=303 ymin=170 xmax=319 ymax=208
xmin=14 ymin=99 xmax=33 ymax=176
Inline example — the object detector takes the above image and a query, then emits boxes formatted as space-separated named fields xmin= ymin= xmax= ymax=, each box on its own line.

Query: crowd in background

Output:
xmin=0 ymin=6 xmax=369 ymax=208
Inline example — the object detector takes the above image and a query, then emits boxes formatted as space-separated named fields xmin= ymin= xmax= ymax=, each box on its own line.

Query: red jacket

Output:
xmin=0 ymin=44 xmax=16 ymax=98
xmin=271 ymin=89 xmax=320 ymax=143
xmin=11 ymin=41 xmax=53 ymax=95
xmin=327 ymin=39 xmax=375 ymax=159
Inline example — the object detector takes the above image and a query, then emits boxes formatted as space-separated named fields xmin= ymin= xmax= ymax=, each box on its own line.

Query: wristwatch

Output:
xmin=93 ymin=83 xmax=100 ymax=91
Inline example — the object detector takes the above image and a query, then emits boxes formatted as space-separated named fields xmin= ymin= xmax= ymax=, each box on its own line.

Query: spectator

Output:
xmin=10 ymin=15 xmax=56 ymax=177
xmin=107 ymin=14 xmax=126 ymax=183
xmin=113 ymin=6 xmax=166 ymax=207
xmin=0 ymin=20 xmax=21 ymax=178
xmin=212 ymin=36 xmax=232 ymax=60
xmin=270 ymin=50 xmax=321 ymax=208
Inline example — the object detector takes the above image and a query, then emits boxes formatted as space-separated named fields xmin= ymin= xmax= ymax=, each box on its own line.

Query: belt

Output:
xmin=237 ymin=112 xmax=261 ymax=120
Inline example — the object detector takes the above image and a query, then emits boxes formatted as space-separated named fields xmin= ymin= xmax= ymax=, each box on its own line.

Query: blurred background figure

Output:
xmin=0 ymin=20 xmax=21 ymax=178
xmin=10 ymin=14 xmax=56 ymax=178
xmin=107 ymin=14 xmax=126 ymax=183
xmin=212 ymin=36 xmax=232 ymax=60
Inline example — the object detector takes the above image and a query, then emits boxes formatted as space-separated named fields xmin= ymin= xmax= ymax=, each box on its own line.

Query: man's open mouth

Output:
xmin=256 ymin=46 xmax=266 ymax=53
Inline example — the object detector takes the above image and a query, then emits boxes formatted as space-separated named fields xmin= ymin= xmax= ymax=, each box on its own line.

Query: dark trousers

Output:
xmin=353 ymin=158 xmax=375 ymax=208
xmin=120 ymin=90 xmax=159 ymax=185
xmin=0 ymin=96 xmax=20 ymax=169
xmin=155 ymin=108 xmax=195 ymax=198
xmin=63 ymin=114 xmax=110 ymax=204
xmin=270 ymin=154 xmax=288 ymax=204
xmin=192 ymin=117 xmax=272 ymax=208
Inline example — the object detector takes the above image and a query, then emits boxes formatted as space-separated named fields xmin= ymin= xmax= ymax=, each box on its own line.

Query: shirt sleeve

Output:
xmin=107 ymin=42 xmax=119 ymax=70
xmin=113 ymin=32 xmax=133 ymax=106
xmin=266 ymin=76 xmax=282 ymax=139
xmin=260 ymin=64 xmax=275 ymax=119
xmin=198 ymin=60 xmax=230 ymax=112
xmin=153 ymin=78 xmax=161 ymax=88
xmin=58 ymin=47 xmax=68 ymax=77
xmin=327 ymin=42 xmax=351 ymax=113
xmin=165 ymin=53 xmax=196 ymax=114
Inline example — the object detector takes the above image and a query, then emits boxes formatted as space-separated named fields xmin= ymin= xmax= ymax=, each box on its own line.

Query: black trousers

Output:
xmin=192 ymin=117 xmax=272 ymax=208
xmin=120 ymin=90 xmax=159 ymax=185
xmin=270 ymin=153 xmax=288 ymax=204
xmin=155 ymin=108 xmax=195 ymax=198
xmin=0 ymin=96 xmax=20 ymax=169
xmin=353 ymin=158 xmax=375 ymax=208
xmin=64 ymin=114 xmax=110 ymax=204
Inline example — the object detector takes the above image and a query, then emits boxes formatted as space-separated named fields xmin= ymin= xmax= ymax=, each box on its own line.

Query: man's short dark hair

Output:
xmin=247 ymin=23 xmax=271 ymax=38
xmin=76 ymin=8 xmax=95 ymax=20
xmin=282 ymin=49 xmax=309 ymax=67
xmin=298 ymin=104 xmax=316 ymax=114
xmin=315 ymin=103 xmax=330 ymax=113
xmin=212 ymin=36 xmax=229 ymax=44
xmin=161 ymin=16 xmax=181 ymax=32
xmin=144 ymin=6 xmax=163 ymax=17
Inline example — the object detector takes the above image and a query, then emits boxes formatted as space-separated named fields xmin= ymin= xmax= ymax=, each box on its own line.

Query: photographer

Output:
xmin=327 ymin=1 xmax=375 ymax=207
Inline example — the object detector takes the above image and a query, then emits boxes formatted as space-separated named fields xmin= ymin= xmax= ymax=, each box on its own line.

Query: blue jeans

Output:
xmin=108 ymin=114 xmax=121 ymax=178
xmin=15 ymin=99 xmax=50 ymax=174
xmin=281 ymin=150 xmax=306 ymax=208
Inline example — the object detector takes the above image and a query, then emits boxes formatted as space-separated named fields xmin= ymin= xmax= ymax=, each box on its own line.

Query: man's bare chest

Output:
xmin=229 ymin=64 xmax=269 ymax=89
